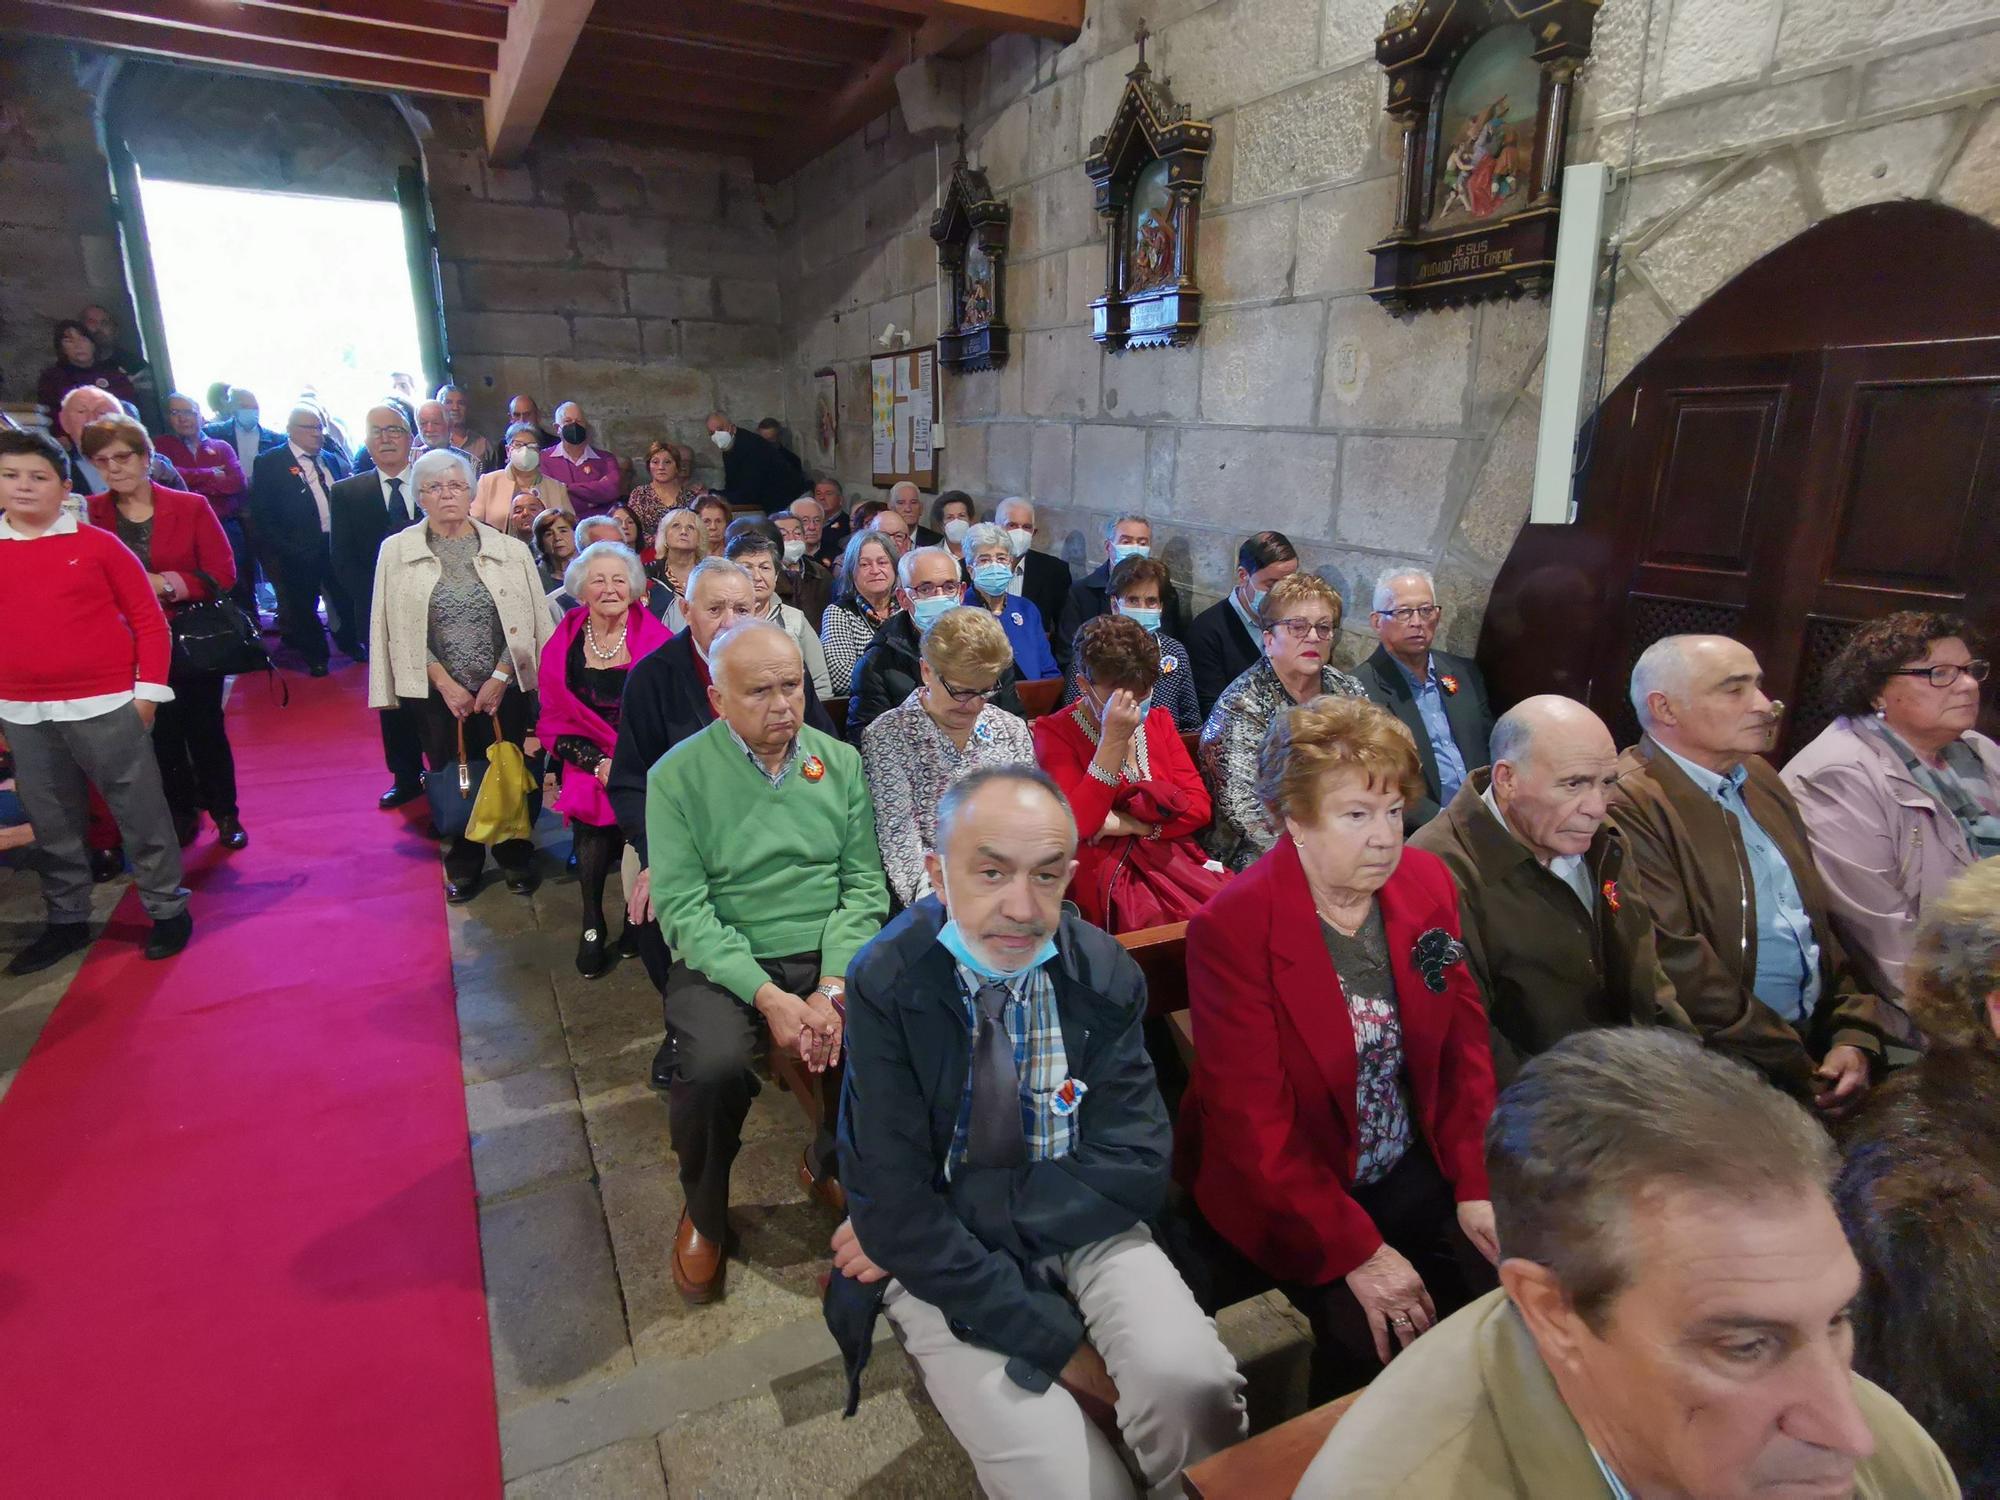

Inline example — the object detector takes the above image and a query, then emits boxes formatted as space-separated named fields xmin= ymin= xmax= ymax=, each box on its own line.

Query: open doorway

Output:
xmin=136 ymin=174 xmax=428 ymax=438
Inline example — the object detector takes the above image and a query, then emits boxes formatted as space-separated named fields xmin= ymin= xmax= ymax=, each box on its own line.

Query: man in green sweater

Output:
xmin=647 ymin=619 xmax=887 ymax=1303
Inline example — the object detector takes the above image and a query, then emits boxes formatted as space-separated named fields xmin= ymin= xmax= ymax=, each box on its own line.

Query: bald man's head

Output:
xmin=59 ymin=385 xmax=121 ymax=443
xmin=1489 ymin=695 xmax=1620 ymax=864
xmin=708 ymin=620 xmax=804 ymax=757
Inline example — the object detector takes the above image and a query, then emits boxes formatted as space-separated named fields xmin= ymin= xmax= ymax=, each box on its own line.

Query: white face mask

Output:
xmin=509 ymin=445 xmax=540 ymax=473
xmin=781 ymin=537 xmax=807 ymax=564
xmin=1006 ymin=527 xmax=1032 ymax=557
xmin=944 ymin=517 xmax=970 ymax=545
xmin=711 ymin=429 xmax=734 ymax=452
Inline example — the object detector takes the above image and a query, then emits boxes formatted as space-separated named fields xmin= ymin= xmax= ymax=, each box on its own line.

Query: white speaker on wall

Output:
xmin=1530 ymin=163 xmax=1614 ymax=525
xmin=895 ymin=56 xmax=963 ymax=136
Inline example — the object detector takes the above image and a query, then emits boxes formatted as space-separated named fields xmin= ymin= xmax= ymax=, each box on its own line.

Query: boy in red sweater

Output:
xmin=0 ymin=428 xmax=191 ymax=974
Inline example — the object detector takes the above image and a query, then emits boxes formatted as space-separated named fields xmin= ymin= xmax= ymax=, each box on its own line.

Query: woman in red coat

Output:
xmin=1180 ymin=695 xmax=1498 ymax=1402
xmin=1032 ymin=613 xmax=1224 ymax=931
xmin=82 ymin=416 xmax=245 ymax=850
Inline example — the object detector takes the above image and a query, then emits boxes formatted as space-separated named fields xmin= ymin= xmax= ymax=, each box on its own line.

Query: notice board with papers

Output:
xmin=870 ymin=346 xmax=939 ymax=492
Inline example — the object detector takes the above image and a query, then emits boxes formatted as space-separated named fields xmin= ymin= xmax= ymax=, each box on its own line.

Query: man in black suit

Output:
xmin=1053 ymin=514 xmax=1189 ymax=672
xmin=887 ymin=481 xmax=942 ymax=548
xmin=991 ymin=496 xmax=1071 ymax=648
xmin=1352 ymin=567 xmax=1495 ymax=830
xmin=250 ymin=404 xmax=354 ymax=676
xmin=607 ymin=557 xmax=836 ymax=1082
xmin=331 ymin=403 xmax=426 ymax=805
xmin=707 ymin=410 xmax=808 ymax=513
xmin=1187 ymin=530 xmax=1301 ymax=719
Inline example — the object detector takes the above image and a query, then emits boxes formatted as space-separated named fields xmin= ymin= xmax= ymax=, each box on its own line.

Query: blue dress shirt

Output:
xmin=1656 ymin=744 xmax=1821 ymax=1024
xmin=1396 ymin=655 xmax=1468 ymax=805
xmin=965 ymin=588 xmax=1059 ymax=681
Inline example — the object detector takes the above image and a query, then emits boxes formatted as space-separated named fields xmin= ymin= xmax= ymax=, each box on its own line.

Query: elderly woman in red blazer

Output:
xmin=1032 ymin=612 xmax=1225 ymax=930
xmin=81 ymin=415 xmax=244 ymax=851
xmin=1180 ymin=695 xmax=1498 ymax=1402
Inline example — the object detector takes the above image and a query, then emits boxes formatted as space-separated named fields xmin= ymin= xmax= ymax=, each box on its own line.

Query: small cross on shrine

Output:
xmin=1134 ymin=19 xmax=1150 ymax=69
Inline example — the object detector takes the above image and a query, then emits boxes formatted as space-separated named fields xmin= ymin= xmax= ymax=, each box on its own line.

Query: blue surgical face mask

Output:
xmin=1111 ymin=542 xmax=1151 ymax=564
xmin=936 ymin=872 xmax=1058 ymax=980
xmin=235 ymin=408 xmax=259 ymax=429
xmin=1120 ymin=605 xmax=1162 ymax=634
xmin=1241 ymin=580 xmax=1267 ymax=616
xmin=911 ymin=594 xmax=955 ymax=631
xmin=972 ymin=562 xmax=1014 ymax=597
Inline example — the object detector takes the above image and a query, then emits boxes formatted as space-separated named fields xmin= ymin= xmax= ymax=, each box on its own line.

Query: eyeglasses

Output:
xmin=936 ymin=676 xmax=1002 ymax=704
xmin=907 ymin=581 xmax=960 ymax=601
xmin=420 ymin=482 xmax=472 ymax=499
xmin=1273 ymin=619 xmax=1337 ymax=641
xmin=96 ymin=449 xmax=146 ymax=466
xmin=368 ymin=424 xmax=411 ymax=440
xmin=1373 ymin=604 xmax=1441 ymax=623
xmin=1891 ymin=660 xmax=1990 ymax=688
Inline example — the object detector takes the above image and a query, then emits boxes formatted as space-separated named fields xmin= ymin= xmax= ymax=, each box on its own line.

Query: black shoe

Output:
xmin=308 ymin=663 xmax=329 ymax=678
xmin=445 ymin=873 xmax=482 ymax=904
xmin=216 ymin=815 xmax=248 ymax=851
xmin=577 ymin=928 xmax=610 ymax=979
xmin=5 ymin=922 xmax=92 ymax=976
xmin=88 ymin=847 xmax=124 ymax=884
xmin=144 ymin=911 xmax=193 ymax=961
xmin=379 ymin=783 xmax=424 ymax=810
xmin=504 ymin=866 xmax=540 ymax=896
xmin=614 ymin=924 xmax=640 ymax=959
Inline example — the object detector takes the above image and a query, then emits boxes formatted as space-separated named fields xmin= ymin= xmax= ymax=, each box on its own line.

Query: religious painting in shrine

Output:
xmin=1429 ymin=25 xmax=1537 ymax=231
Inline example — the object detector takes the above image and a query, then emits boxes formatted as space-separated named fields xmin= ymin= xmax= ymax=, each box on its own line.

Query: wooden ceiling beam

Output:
xmin=730 ymin=0 xmax=931 ymax=28
xmin=542 ymin=109 xmax=770 ymax=162
xmin=26 ymin=0 xmax=497 ymax=71
xmin=485 ymin=0 xmax=594 ymax=163
xmin=0 ymin=0 xmax=489 ymax=96
xmin=566 ymin=29 xmax=842 ymax=91
xmin=548 ymin=85 xmax=788 ymax=137
xmin=549 ymin=74 xmax=802 ymax=120
xmin=230 ymin=0 xmax=512 ymax=45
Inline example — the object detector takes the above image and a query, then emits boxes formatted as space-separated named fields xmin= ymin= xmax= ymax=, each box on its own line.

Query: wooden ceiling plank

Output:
xmin=542 ymin=108 xmax=769 ymax=160
xmin=230 ymin=0 xmax=511 ymax=45
xmin=566 ymin=29 xmax=841 ymax=90
xmin=548 ymin=86 xmax=788 ymax=137
xmin=27 ymin=0 xmax=497 ymax=72
xmin=0 ymin=0 xmax=489 ymax=96
xmin=586 ymin=0 xmax=889 ymax=64
xmin=549 ymin=73 xmax=801 ymax=119
xmin=485 ymin=0 xmax=595 ymax=163
xmin=784 ymin=0 xmax=1080 ymax=39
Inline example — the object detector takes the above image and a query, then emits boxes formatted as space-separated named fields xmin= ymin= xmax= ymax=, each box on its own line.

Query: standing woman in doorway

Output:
xmin=80 ymin=416 xmax=245 ymax=851
xmin=474 ymin=422 xmax=572 ymax=530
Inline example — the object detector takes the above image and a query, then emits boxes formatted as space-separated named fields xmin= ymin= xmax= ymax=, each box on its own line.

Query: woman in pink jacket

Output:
xmin=537 ymin=539 xmax=671 ymax=977
xmin=1783 ymin=611 xmax=1999 ymax=1002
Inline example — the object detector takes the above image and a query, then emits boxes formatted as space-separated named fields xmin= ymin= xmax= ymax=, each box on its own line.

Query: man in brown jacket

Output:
xmin=1411 ymin=696 xmax=1691 ymax=1085
xmin=1607 ymin=635 xmax=1908 ymax=1109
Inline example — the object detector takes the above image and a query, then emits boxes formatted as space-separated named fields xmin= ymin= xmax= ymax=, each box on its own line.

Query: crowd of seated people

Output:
xmin=6 ymin=350 xmax=1994 ymax=1496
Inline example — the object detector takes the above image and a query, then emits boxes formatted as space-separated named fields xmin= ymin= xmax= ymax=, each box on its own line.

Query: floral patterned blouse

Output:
xmin=625 ymin=481 xmax=712 ymax=547
xmin=860 ymin=690 xmax=1034 ymax=907
xmin=1198 ymin=656 xmax=1366 ymax=871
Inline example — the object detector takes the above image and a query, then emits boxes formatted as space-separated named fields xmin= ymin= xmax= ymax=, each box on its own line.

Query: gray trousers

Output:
xmin=884 ymin=1225 xmax=1247 ymax=1499
xmin=4 ymin=703 xmax=188 ymax=923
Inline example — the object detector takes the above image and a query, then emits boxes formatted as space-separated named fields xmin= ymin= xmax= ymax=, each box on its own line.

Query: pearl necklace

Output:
xmin=584 ymin=615 xmax=628 ymax=661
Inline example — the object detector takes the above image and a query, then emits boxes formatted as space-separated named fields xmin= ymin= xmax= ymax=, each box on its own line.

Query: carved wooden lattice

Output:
xmin=1607 ymin=594 xmax=1744 ymax=751
xmin=1789 ymin=615 xmax=1866 ymax=753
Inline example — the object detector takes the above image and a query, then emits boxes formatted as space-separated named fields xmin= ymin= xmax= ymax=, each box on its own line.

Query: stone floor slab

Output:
xmin=575 ymin=1050 xmax=673 ymax=1175
xmin=482 ymin=1178 xmax=636 ymax=1408
xmin=504 ymin=1437 xmax=667 ymax=1500
xmin=552 ymin=966 xmax=666 ymax=1066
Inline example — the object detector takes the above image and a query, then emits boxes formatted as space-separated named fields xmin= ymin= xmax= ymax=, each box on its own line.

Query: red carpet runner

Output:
xmin=0 ymin=666 xmax=501 ymax=1497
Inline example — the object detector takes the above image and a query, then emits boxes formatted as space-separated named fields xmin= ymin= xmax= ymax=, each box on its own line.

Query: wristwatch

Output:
xmin=815 ymin=981 xmax=845 ymax=1011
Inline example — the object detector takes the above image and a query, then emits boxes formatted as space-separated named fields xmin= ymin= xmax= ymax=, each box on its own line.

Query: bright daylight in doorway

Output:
xmin=138 ymin=175 xmax=426 ymax=426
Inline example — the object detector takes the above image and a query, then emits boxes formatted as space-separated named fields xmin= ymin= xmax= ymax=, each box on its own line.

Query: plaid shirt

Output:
xmin=726 ymin=725 xmax=800 ymax=788
xmin=945 ymin=958 xmax=1074 ymax=1179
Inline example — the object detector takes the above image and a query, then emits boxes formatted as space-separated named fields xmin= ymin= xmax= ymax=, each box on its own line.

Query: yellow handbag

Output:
xmin=466 ymin=712 xmax=533 ymax=845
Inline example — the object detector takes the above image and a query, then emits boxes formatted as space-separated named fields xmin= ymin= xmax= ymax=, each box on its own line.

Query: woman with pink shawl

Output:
xmin=537 ymin=540 xmax=672 ymax=977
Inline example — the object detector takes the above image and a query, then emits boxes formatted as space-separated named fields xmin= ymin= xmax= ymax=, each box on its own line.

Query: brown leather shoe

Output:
xmin=671 ymin=1212 xmax=726 ymax=1304
xmin=797 ymin=1150 xmax=847 ymax=1215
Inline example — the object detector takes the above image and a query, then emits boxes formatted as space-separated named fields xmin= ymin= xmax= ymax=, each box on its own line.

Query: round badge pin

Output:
xmin=802 ymin=755 xmax=825 ymax=782
xmin=1010 ymin=612 xmax=1024 ymax=626
xmin=1160 ymin=654 xmax=1178 ymax=673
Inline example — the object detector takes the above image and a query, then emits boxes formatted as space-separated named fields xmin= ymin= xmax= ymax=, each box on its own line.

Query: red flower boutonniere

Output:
xmin=801 ymin=755 xmax=825 ymax=782
xmin=1602 ymin=879 xmax=1621 ymax=913
xmin=1439 ymin=673 xmax=1460 ymax=696
xmin=288 ymin=466 xmax=302 ymax=479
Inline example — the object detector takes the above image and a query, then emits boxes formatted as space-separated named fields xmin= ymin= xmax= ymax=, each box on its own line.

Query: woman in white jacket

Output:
xmin=370 ymin=448 xmax=556 ymax=902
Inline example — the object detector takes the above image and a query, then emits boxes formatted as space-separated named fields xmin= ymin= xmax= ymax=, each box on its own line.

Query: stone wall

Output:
xmin=422 ymin=106 xmax=787 ymax=482
xmin=772 ymin=0 xmax=2000 ymax=661
xmin=0 ymin=43 xmax=131 ymax=412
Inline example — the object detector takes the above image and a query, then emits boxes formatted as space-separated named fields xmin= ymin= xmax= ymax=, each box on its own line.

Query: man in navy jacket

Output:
xmin=824 ymin=766 xmax=1244 ymax=1495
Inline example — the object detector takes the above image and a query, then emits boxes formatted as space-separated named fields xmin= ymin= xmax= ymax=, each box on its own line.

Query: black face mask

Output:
xmin=560 ymin=422 xmax=586 ymax=445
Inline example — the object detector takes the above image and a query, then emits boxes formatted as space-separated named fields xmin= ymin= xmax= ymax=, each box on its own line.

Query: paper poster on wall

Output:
xmin=870 ymin=345 xmax=939 ymax=491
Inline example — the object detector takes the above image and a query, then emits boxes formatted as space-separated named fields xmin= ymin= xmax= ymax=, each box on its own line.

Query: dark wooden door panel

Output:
xmin=1643 ymin=392 xmax=1782 ymax=573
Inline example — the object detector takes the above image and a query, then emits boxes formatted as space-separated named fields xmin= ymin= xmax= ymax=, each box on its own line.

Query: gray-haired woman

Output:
xmin=370 ymin=448 xmax=556 ymax=902
xmin=819 ymin=530 xmax=900 ymax=695
xmin=474 ymin=421 xmax=573 ymax=530
xmin=961 ymin=520 xmax=1059 ymax=681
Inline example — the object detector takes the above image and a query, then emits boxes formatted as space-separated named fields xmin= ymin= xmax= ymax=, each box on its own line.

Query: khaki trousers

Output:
xmin=885 ymin=1224 xmax=1247 ymax=1499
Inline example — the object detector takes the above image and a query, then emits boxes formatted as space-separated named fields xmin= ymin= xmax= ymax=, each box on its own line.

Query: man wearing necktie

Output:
xmin=331 ymin=404 xmax=426 ymax=803
xmin=250 ymin=404 xmax=353 ymax=676
xmin=824 ymin=765 xmax=1246 ymax=1498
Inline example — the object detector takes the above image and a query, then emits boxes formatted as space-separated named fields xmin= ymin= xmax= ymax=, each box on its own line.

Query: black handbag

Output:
xmin=426 ymin=715 xmax=489 ymax=838
xmin=170 ymin=570 xmax=271 ymax=678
